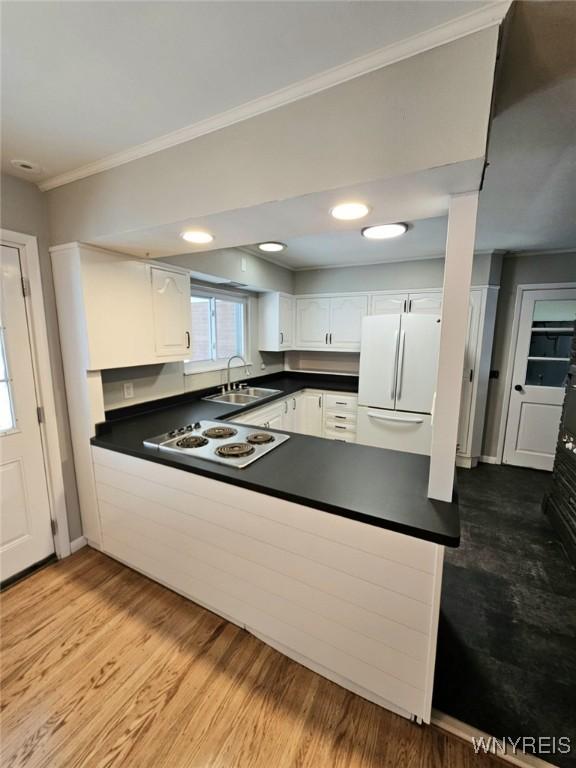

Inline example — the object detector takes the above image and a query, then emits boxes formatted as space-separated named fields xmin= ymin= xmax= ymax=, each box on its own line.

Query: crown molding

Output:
xmin=38 ymin=1 xmax=511 ymax=192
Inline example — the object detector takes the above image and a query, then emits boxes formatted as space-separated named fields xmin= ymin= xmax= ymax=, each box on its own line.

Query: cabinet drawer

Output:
xmin=356 ymin=408 xmax=432 ymax=455
xmin=325 ymin=421 xmax=356 ymax=433
xmin=325 ymin=411 xmax=357 ymax=426
xmin=324 ymin=393 xmax=358 ymax=412
xmin=325 ymin=424 xmax=357 ymax=442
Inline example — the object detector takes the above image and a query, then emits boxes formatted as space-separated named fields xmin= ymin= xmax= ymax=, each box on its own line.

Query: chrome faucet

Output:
xmin=226 ymin=355 xmax=248 ymax=391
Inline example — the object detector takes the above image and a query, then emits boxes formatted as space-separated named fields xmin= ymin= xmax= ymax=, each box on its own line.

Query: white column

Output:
xmin=428 ymin=192 xmax=479 ymax=501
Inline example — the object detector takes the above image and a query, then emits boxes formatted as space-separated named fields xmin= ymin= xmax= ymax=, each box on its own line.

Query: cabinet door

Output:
xmin=297 ymin=392 xmax=324 ymax=436
xmin=295 ymin=298 xmax=330 ymax=348
xmin=371 ymin=294 xmax=408 ymax=315
xmin=282 ymin=394 xmax=301 ymax=432
xmin=151 ymin=267 xmax=191 ymax=357
xmin=408 ymin=293 xmax=442 ymax=314
xmin=279 ymin=295 xmax=294 ymax=348
xmin=329 ymin=296 xmax=368 ymax=350
xmin=395 ymin=314 xmax=441 ymax=414
xmin=265 ymin=404 xmax=285 ymax=430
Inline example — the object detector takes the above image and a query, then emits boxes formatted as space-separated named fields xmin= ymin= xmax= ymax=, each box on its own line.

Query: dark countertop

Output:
xmin=92 ymin=372 xmax=459 ymax=547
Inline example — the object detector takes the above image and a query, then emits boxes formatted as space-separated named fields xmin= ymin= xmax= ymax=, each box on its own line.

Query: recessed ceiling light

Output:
xmin=11 ymin=158 xmax=41 ymax=173
xmin=258 ymin=242 xmax=286 ymax=253
xmin=180 ymin=230 xmax=214 ymax=244
xmin=330 ymin=202 xmax=371 ymax=221
xmin=362 ymin=223 xmax=408 ymax=240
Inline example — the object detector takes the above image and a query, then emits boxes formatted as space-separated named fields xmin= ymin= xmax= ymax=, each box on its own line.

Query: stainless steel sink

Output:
xmin=203 ymin=387 xmax=282 ymax=406
xmin=242 ymin=387 xmax=282 ymax=398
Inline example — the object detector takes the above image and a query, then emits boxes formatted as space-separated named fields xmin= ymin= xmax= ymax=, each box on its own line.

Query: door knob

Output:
xmin=514 ymin=384 xmax=524 ymax=392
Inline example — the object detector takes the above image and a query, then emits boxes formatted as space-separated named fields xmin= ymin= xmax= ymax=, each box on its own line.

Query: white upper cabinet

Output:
xmin=151 ymin=267 xmax=192 ymax=357
xmin=295 ymin=297 xmax=331 ymax=348
xmin=329 ymin=296 xmax=369 ymax=350
xmin=258 ymin=293 xmax=294 ymax=351
xmin=370 ymin=292 xmax=442 ymax=315
xmin=371 ymin=294 xmax=408 ymax=315
xmin=279 ymin=295 xmax=294 ymax=348
xmin=56 ymin=244 xmax=192 ymax=370
xmin=407 ymin=292 xmax=442 ymax=314
xmin=295 ymin=296 xmax=368 ymax=351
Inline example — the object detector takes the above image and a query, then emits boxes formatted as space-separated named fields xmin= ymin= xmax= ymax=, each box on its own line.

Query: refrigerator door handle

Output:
xmin=391 ymin=330 xmax=399 ymax=400
xmin=396 ymin=330 xmax=406 ymax=400
xmin=367 ymin=411 xmax=423 ymax=424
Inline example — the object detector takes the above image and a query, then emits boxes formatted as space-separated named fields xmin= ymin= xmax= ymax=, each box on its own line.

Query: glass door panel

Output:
xmin=526 ymin=298 xmax=575 ymax=388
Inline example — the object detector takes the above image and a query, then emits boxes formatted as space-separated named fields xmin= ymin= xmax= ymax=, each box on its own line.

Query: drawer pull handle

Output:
xmin=334 ymin=415 xmax=346 ymax=420
xmin=335 ymin=401 xmax=347 ymax=405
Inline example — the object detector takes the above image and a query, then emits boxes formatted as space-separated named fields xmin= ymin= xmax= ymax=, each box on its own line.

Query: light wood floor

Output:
xmin=1 ymin=548 xmax=504 ymax=768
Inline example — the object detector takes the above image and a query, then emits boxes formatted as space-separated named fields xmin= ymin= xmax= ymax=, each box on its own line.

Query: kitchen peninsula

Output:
xmin=91 ymin=372 xmax=458 ymax=724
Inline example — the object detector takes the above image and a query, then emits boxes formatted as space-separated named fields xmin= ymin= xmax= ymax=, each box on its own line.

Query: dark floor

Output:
xmin=434 ymin=464 xmax=576 ymax=768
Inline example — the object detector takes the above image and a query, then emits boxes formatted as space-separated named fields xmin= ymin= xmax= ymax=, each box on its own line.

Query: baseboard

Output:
xmin=479 ymin=455 xmax=500 ymax=464
xmin=432 ymin=710 xmax=560 ymax=767
xmin=70 ymin=536 xmax=87 ymax=553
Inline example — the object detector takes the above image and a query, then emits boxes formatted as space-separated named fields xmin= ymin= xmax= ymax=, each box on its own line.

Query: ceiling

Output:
xmin=254 ymin=217 xmax=449 ymax=270
xmin=0 ymin=0 xmax=489 ymax=183
xmin=92 ymin=159 xmax=482 ymax=261
xmin=2 ymin=1 xmax=574 ymax=267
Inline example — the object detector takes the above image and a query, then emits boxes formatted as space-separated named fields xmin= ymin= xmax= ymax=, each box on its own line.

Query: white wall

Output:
xmin=0 ymin=173 xmax=83 ymax=540
xmin=482 ymin=251 xmax=576 ymax=458
xmin=46 ymin=29 xmax=499 ymax=246
xmin=293 ymin=252 xmax=499 ymax=294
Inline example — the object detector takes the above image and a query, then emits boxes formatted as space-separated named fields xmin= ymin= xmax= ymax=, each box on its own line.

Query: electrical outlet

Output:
xmin=241 ymin=255 xmax=247 ymax=272
xmin=123 ymin=382 xmax=134 ymax=399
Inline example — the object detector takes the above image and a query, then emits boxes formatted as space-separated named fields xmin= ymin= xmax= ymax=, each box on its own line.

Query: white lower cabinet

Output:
xmin=323 ymin=393 xmax=358 ymax=443
xmin=230 ymin=390 xmax=352 ymax=440
xmin=356 ymin=407 xmax=432 ymax=455
xmin=296 ymin=391 xmax=324 ymax=436
xmin=93 ymin=446 xmax=444 ymax=723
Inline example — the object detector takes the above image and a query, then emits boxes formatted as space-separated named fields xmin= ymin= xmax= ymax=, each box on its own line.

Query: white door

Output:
xmin=371 ymin=294 xmax=408 ymax=315
xmin=1 ymin=245 xmax=54 ymax=581
xmin=395 ymin=314 xmax=441 ymax=414
xmin=151 ymin=267 xmax=191 ymax=356
xmin=295 ymin=298 xmax=330 ymax=348
xmin=358 ymin=315 xmax=401 ymax=410
xmin=279 ymin=295 xmax=293 ymax=348
xmin=503 ymin=288 xmax=576 ymax=470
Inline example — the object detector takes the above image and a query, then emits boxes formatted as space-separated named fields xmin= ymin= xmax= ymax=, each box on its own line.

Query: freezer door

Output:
xmin=357 ymin=406 xmax=433 ymax=455
xmin=358 ymin=314 xmax=401 ymax=409
xmin=395 ymin=313 xmax=441 ymax=414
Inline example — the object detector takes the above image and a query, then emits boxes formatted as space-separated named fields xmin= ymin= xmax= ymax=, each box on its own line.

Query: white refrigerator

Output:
xmin=357 ymin=313 xmax=441 ymax=454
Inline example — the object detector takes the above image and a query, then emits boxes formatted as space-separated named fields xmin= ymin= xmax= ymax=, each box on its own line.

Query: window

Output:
xmin=0 ymin=326 xmax=15 ymax=433
xmin=185 ymin=288 xmax=248 ymax=373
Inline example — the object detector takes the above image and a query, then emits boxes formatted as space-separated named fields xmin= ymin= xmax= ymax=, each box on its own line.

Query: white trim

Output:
xmin=37 ymin=1 xmax=510 ymax=192
xmin=0 ymin=229 xmax=71 ymax=558
xmin=479 ymin=454 xmax=500 ymax=464
xmin=70 ymin=536 xmax=87 ymax=553
xmin=432 ymin=711 xmax=559 ymax=767
xmin=495 ymin=281 xmax=576 ymax=463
